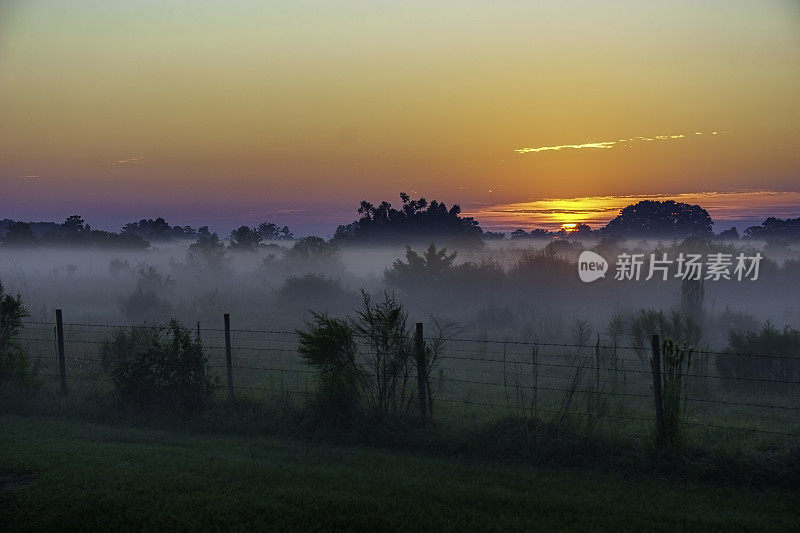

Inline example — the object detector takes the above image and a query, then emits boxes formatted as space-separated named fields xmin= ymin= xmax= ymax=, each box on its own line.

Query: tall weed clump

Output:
xmin=101 ymin=319 xmax=213 ymax=413
xmin=657 ymin=338 xmax=693 ymax=453
xmin=0 ymin=281 xmax=30 ymax=384
xmin=717 ymin=323 xmax=800 ymax=390
xmin=297 ymin=312 xmax=361 ymax=426
xmin=353 ymin=291 xmax=416 ymax=420
xmin=297 ymin=291 xmax=441 ymax=426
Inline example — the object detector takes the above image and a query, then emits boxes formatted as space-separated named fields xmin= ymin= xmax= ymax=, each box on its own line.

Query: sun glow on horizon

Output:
xmin=465 ymin=190 xmax=800 ymax=231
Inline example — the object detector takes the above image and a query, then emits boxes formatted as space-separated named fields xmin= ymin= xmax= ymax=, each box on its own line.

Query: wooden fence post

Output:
xmin=224 ymin=313 xmax=234 ymax=400
xmin=55 ymin=309 xmax=67 ymax=395
xmin=650 ymin=334 xmax=663 ymax=439
xmin=415 ymin=322 xmax=428 ymax=424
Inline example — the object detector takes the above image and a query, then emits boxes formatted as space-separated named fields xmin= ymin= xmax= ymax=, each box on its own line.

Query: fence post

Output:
xmin=650 ymin=334 xmax=663 ymax=439
xmin=224 ymin=313 xmax=234 ymax=400
xmin=55 ymin=309 xmax=67 ymax=395
xmin=415 ymin=322 xmax=428 ymax=424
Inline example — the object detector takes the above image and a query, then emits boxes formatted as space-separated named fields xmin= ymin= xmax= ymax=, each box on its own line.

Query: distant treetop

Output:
xmin=0 ymin=215 xmax=148 ymax=249
xmin=121 ymin=217 xmax=197 ymax=242
xmin=602 ymin=200 xmax=713 ymax=239
xmin=744 ymin=217 xmax=800 ymax=241
xmin=333 ymin=193 xmax=483 ymax=245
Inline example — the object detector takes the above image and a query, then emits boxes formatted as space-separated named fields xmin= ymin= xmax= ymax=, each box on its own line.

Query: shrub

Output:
xmin=629 ymin=309 xmax=701 ymax=360
xmin=296 ymin=312 xmax=362 ymax=426
xmin=352 ymin=291 xmax=416 ymax=420
xmin=716 ymin=322 xmax=800 ymax=389
xmin=101 ymin=319 xmax=213 ymax=412
xmin=656 ymin=338 xmax=693 ymax=453
xmin=297 ymin=292 xmax=447 ymax=425
xmin=0 ymin=282 xmax=30 ymax=383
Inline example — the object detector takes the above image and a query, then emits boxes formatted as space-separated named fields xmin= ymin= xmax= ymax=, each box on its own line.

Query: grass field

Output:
xmin=1 ymin=414 xmax=798 ymax=531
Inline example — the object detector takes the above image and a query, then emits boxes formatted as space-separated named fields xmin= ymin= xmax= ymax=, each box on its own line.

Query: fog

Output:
xmin=2 ymin=237 xmax=798 ymax=350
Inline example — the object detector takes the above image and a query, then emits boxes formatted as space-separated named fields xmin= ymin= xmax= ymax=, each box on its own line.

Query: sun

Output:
xmin=560 ymin=223 xmax=578 ymax=232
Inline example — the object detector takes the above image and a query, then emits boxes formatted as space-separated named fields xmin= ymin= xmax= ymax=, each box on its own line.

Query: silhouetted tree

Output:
xmin=603 ymin=200 xmax=713 ymax=239
xmin=510 ymin=228 xmax=555 ymax=239
xmin=122 ymin=217 xmax=197 ymax=241
xmin=228 ymin=226 xmax=262 ymax=251
xmin=257 ymin=222 xmax=293 ymax=240
xmin=188 ymin=226 xmax=226 ymax=266
xmin=287 ymin=236 xmax=337 ymax=259
xmin=716 ymin=226 xmax=740 ymax=240
xmin=0 ymin=222 xmax=39 ymax=248
xmin=385 ymin=243 xmax=504 ymax=298
xmin=333 ymin=193 xmax=482 ymax=245
xmin=744 ymin=217 xmax=800 ymax=241
xmin=386 ymin=244 xmax=457 ymax=287
xmin=1 ymin=216 xmax=146 ymax=248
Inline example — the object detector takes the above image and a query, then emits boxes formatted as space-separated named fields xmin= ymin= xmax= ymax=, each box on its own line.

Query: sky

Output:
xmin=1 ymin=0 xmax=799 ymax=236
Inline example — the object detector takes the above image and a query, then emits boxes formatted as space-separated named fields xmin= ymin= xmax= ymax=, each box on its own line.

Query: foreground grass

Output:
xmin=1 ymin=414 xmax=798 ymax=531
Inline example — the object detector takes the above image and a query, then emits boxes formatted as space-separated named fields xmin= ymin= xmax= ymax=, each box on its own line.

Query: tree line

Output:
xmin=2 ymin=196 xmax=798 ymax=249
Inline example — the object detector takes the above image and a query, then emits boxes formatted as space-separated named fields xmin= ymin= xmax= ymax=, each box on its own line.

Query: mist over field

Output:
xmin=2 ymin=236 xmax=798 ymax=347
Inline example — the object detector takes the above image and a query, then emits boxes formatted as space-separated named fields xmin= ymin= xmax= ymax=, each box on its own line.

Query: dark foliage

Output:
xmin=352 ymin=291 xmax=417 ymax=420
xmin=296 ymin=312 xmax=362 ymax=425
xmin=603 ymin=200 xmax=713 ymax=239
xmin=744 ymin=217 xmax=800 ymax=241
xmin=0 ymin=281 xmax=30 ymax=383
xmin=628 ymin=309 xmax=702 ymax=360
xmin=511 ymin=228 xmax=555 ymax=239
xmin=0 ymin=222 xmax=39 ymax=248
xmin=385 ymin=243 xmax=504 ymax=297
xmin=716 ymin=323 xmax=800 ymax=389
xmin=1 ymin=216 xmax=148 ymax=249
xmin=228 ymin=226 xmax=262 ymax=251
xmin=257 ymin=222 xmax=293 ymax=240
xmin=333 ymin=193 xmax=483 ymax=245
xmin=119 ymin=266 xmax=174 ymax=323
xmin=277 ymin=274 xmax=356 ymax=315
xmin=101 ymin=319 xmax=214 ymax=412
xmin=287 ymin=236 xmax=338 ymax=259
xmin=188 ymin=226 xmax=227 ymax=267
xmin=121 ymin=217 xmax=197 ymax=242
xmin=716 ymin=226 xmax=740 ymax=240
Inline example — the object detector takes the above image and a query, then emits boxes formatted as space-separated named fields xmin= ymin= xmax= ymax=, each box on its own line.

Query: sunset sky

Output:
xmin=1 ymin=1 xmax=799 ymax=235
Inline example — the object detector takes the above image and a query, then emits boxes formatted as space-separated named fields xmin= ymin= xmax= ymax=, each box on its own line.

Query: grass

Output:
xmin=1 ymin=414 xmax=799 ymax=531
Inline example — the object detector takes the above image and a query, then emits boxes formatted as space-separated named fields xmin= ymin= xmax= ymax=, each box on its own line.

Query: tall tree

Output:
xmin=603 ymin=200 xmax=713 ymax=239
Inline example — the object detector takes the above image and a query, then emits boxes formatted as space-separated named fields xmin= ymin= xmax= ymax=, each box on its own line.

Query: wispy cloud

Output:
xmin=515 ymin=131 xmax=724 ymax=154
xmin=108 ymin=156 xmax=146 ymax=165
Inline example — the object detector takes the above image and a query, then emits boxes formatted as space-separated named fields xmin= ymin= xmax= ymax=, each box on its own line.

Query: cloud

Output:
xmin=108 ymin=156 xmax=146 ymax=165
xmin=515 ymin=131 xmax=724 ymax=154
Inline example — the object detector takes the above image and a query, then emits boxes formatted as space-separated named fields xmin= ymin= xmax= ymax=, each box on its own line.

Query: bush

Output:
xmin=352 ymin=291 xmax=416 ymax=420
xmin=101 ymin=319 xmax=214 ymax=412
xmin=0 ymin=282 xmax=30 ymax=383
xmin=297 ymin=291 xmax=435 ymax=425
xmin=716 ymin=323 xmax=800 ymax=389
xmin=656 ymin=338 xmax=693 ymax=453
xmin=297 ymin=312 xmax=362 ymax=426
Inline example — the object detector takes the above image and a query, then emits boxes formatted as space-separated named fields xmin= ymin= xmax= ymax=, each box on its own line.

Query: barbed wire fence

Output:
xmin=17 ymin=311 xmax=800 ymax=442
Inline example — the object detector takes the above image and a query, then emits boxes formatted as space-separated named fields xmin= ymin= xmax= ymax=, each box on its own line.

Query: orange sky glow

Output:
xmin=0 ymin=1 xmax=798 ymax=235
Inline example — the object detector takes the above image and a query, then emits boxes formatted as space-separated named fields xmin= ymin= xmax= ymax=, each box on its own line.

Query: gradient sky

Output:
xmin=1 ymin=1 xmax=799 ymax=235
